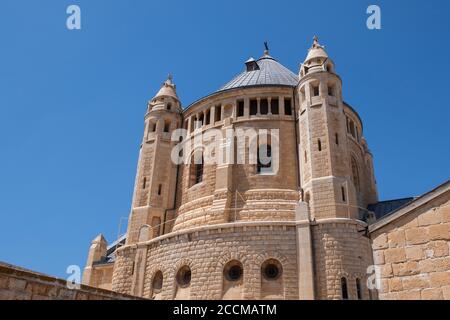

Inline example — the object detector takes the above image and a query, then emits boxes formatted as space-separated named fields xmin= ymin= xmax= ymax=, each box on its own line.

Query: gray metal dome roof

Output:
xmin=218 ymin=53 xmax=299 ymax=92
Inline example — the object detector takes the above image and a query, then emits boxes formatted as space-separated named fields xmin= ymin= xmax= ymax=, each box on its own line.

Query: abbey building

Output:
xmin=82 ymin=38 xmax=450 ymax=300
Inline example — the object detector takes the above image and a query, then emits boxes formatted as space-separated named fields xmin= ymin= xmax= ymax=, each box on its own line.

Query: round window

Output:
xmin=262 ymin=260 xmax=282 ymax=280
xmin=223 ymin=261 xmax=243 ymax=282
xmin=176 ymin=266 xmax=191 ymax=288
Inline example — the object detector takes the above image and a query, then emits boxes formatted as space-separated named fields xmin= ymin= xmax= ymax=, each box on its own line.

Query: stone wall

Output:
xmin=112 ymin=222 xmax=299 ymax=300
xmin=370 ymin=193 xmax=450 ymax=300
xmin=312 ymin=219 xmax=373 ymax=300
xmin=0 ymin=262 xmax=141 ymax=300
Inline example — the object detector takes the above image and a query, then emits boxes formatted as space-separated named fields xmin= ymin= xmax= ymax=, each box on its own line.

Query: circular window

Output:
xmin=224 ymin=261 xmax=243 ymax=282
xmin=176 ymin=266 xmax=191 ymax=288
xmin=262 ymin=259 xmax=282 ymax=280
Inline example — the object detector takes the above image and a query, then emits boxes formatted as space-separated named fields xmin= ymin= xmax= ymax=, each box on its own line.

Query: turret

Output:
xmin=297 ymin=37 xmax=376 ymax=300
xmin=126 ymin=75 xmax=182 ymax=244
xmin=82 ymin=234 xmax=107 ymax=285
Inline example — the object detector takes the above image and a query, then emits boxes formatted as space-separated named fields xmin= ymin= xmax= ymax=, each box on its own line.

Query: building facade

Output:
xmin=82 ymin=38 xmax=450 ymax=300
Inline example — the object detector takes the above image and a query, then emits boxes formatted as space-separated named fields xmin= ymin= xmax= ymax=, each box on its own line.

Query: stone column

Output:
xmin=295 ymin=202 xmax=315 ymax=300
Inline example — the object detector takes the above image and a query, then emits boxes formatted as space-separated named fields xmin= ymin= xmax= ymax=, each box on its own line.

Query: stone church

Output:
xmin=82 ymin=38 xmax=450 ymax=300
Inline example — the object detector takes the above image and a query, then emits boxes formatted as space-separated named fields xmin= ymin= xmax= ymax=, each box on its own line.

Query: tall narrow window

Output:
xmin=164 ymin=120 xmax=170 ymax=133
xmin=349 ymin=120 xmax=356 ymax=138
xmin=198 ymin=114 xmax=204 ymax=127
xmin=260 ymin=99 xmax=269 ymax=115
xmin=143 ymin=177 xmax=147 ymax=189
xmin=351 ymin=157 xmax=360 ymax=191
xmin=356 ymin=278 xmax=362 ymax=300
xmin=250 ymin=99 xmax=258 ymax=115
xmin=205 ymin=109 xmax=210 ymax=125
xmin=335 ymin=133 xmax=339 ymax=145
xmin=215 ymin=105 xmax=222 ymax=122
xmin=284 ymin=98 xmax=292 ymax=115
xmin=328 ymin=85 xmax=334 ymax=97
xmin=312 ymin=85 xmax=320 ymax=97
xmin=190 ymin=151 xmax=204 ymax=186
xmin=341 ymin=186 xmax=346 ymax=202
xmin=318 ymin=139 xmax=322 ymax=151
xmin=341 ymin=277 xmax=349 ymax=300
xmin=149 ymin=121 xmax=156 ymax=133
xmin=304 ymin=150 xmax=307 ymax=163
xmin=157 ymin=184 xmax=162 ymax=196
xmin=271 ymin=98 xmax=279 ymax=114
xmin=237 ymin=100 xmax=244 ymax=117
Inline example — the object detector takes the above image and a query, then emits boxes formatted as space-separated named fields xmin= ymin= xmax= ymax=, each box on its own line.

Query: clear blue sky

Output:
xmin=0 ymin=0 xmax=449 ymax=278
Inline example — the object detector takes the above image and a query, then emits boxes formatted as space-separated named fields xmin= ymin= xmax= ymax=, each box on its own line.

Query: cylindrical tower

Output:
xmin=126 ymin=75 xmax=182 ymax=245
xmin=297 ymin=37 xmax=377 ymax=299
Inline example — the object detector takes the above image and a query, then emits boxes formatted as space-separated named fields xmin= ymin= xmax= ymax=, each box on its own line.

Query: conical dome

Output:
xmin=304 ymin=36 xmax=328 ymax=62
xmin=154 ymin=75 xmax=179 ymax=100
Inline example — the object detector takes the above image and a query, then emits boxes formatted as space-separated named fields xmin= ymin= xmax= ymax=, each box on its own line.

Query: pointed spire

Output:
xmin=92 ymin=233 xmax=107 ymax=244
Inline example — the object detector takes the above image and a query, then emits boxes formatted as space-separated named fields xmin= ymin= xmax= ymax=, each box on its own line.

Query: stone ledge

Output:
xmin=0 ymin=262 xmax=145 ymax=300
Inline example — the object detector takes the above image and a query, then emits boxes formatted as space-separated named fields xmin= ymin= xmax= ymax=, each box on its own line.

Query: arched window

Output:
xmin=167 ymin=103 xmax=172 ymax=110
xmin=190 ymin=150 xmax=204 ymax=186
xmin=257 ymin=144 xmax=272 ymax=174
xmin=176 ymin=266 xmax=192 ymax=288
xmin=351 ymin=157 xmax=360 ymax=191
xmin=356 ymin=278 xmax=362 ymax=300
xmin=151 ymin=271 xmax=163 ymax=299
xmin=164 ymin=120 xmax=171 ymax=133
xmin=341 ymin=277 xmax=349 ymax=300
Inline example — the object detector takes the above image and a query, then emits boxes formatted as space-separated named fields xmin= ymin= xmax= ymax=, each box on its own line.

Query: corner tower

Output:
xmin=297 ymin=37 xmax=377 ymax=299
xmin=126 ymin=75 xmax=182 ymax=245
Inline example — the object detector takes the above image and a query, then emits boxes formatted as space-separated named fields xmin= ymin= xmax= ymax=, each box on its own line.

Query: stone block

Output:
xmin=418 ymin=210 xmax=442 ymax=226
xmin=384 ymin=248 xmax=406 ymax=264
xmin=392 ymin=261 xmax=419 ymax=277
xmin=405 ymin=228 xmax=429 ymax=245
xmin=424 ymin=240 xmax=449 ymax=258
xmin=372 ymin=234 xmax=388 ymax=250
xmin=388 ymin=230 xmax=405 ymax=248
xmin=405 ymin=246 xmax=423 ymax=261
xmin=397 ymin=289 xmax=421 ymax=300
xmin=401 ymin=275 xmax=429 ymax=291
xmin=388 ymin=278 xmax=403 ymax=292
xmin=428 ymin=224 xmax=450 ymax=241
xmin=421 ymin=288 xmax=443 ymax=300
xmin=8 ymin=278 xmax=27 ymax=291
xmin=429 ymin=272 xmax=450 ymax=287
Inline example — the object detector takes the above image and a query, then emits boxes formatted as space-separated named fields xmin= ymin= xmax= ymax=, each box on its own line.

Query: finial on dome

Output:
xmin=264 ymin=41 xmax=269 ymax=55
xmin=165 ymin=73 xmax=173 ymax=86
xmin=311 ymin=35 xmax=324 ymax=49
xmin=304 ymin=35 xmax=328 ymax=62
